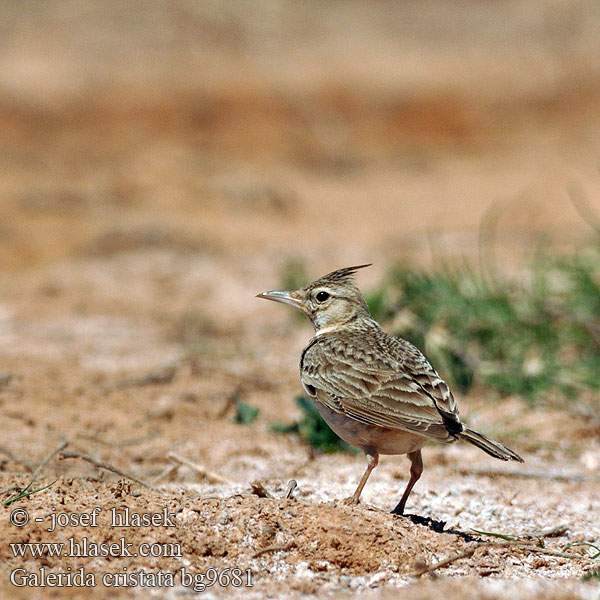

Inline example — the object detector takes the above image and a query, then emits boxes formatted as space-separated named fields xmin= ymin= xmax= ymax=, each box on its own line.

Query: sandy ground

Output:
xmin=1 ymin=1 xmax=600 ymax=598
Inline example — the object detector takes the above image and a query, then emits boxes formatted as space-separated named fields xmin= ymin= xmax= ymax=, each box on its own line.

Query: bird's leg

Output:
xmin=391 ymin=450 xmax=423 ymax=515
xmin=344 ymin=451 xmax=378 ymax=505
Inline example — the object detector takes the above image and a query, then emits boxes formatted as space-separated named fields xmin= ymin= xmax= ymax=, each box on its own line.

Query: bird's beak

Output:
xmin=256 ymin=290 xmax=304 ymax=311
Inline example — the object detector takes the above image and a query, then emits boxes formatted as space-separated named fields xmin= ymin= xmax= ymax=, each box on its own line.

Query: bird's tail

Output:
xmin=458 ymin=427 xmax=524 ymax=462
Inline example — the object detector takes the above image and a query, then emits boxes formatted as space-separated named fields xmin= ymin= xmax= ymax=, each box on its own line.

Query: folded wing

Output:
xmin=301 ymin=332 xmax=462 ymax=442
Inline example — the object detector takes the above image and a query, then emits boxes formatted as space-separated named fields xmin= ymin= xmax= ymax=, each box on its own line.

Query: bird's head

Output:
xmin=257 ymin=264 xmax=373 ymax=334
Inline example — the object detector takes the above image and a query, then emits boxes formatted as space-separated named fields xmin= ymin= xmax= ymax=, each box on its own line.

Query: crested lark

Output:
xmin=257 ymin=264 xmax=523 ymax=515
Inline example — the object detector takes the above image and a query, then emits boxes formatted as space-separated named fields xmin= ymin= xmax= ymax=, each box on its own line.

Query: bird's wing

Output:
xmin=300 ymin=332 xmax=461 ymax=441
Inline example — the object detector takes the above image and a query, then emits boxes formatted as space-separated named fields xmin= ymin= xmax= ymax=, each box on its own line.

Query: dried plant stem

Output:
xmin=31 ymin=439 xmax=68 ymax=482
xmin=503 ymin=543 xmax=597 ymax=560
xmin=456 ymin=466 xmax=600 ymax=482
xmin=413 ymin=548 xmax=476 ymax=577
xmin=167 ymin=453 xmax=232 ymax=485
xmin=60 ymin=450 xmax=161 ymax=492
xmin=413 ymin=538 xmax=593 ymax=578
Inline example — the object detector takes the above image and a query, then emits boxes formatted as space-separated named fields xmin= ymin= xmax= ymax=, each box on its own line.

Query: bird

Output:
xmin=257 ymin=263 xmax=523 ymax=515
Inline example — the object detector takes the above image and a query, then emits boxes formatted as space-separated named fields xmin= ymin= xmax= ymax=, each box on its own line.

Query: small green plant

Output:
xmin=231 ymin=399 xmax=260 ymax=425
xmin=270 ymin=396 xmax=358 ymax=453
xmin=367 ymin=242 xmax=600 ymax=403
xmin=3 ymin=478 xmax=58 ymax=506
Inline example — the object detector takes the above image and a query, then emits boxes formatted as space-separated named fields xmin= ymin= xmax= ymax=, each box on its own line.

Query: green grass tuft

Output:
xmin=368 ymin=243 xmax=600 ymax=403
xmin=231 ymin=399 xmax=260 ymax=425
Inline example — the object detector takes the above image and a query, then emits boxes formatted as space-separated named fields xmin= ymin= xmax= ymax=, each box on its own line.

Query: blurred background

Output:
xmin=2 ymin=0 xmax=600 ymax=275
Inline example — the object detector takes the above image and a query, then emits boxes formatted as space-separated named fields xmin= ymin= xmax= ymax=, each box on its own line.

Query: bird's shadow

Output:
xmin=399 ymin=513 xmax=479 ymax=542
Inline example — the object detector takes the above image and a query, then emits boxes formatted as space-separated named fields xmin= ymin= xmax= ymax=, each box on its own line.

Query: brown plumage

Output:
xmin=257 ymin=264 xmax=523 ymax=514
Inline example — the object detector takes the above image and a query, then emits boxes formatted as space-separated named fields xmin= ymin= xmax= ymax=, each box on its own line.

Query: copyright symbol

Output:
xmin=10 ymin=508 xmax=29 ymax=527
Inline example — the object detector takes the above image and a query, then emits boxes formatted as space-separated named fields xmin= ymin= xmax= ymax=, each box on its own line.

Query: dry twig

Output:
xmin=60 ymin=450 xmax=161 ymax=492
xmin=506 ymin=543 xmax=596 ymax=560
xmin=456 ymin=466 xmax=600 ymax=483
xmin=167 ymin=453 xmax=232 ymax=485
xmin=31 ymin=439 xmax=68 ymax=482
xmin=77 ymin=432 xmax=158 ymax=448
xmin=412 ymin=536 xmax=593 ymax=579
xmin=104 ymin=364 xmax=176 ymax=391
xmin=412 ymin=548 xmax=476 ymax=577
xmin=151 ymin=464 xmax=180 ymax=485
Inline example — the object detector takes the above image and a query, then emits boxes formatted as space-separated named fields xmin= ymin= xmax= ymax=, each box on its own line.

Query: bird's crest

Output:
xmin=310 ymin=264 xmax=371 ymax=287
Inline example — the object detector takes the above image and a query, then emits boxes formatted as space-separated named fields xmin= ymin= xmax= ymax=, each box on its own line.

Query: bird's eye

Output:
xmin=315 ymin=291 xmax=330 ymax=302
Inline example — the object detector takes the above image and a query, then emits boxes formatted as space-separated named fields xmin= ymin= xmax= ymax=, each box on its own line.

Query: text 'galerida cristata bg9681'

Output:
xmin=257 ymin=264 xmax=523 ymax=515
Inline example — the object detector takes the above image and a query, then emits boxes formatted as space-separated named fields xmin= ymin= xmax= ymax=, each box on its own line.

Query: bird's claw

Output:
xmin=342 ymin=496 xmax=360 ymax=506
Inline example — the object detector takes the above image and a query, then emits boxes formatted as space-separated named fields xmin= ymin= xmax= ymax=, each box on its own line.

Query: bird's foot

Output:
xmin=390 ymin=505 xmax=404 ymax=516
xmin=341 ymin=496 xmax=360 ymax=506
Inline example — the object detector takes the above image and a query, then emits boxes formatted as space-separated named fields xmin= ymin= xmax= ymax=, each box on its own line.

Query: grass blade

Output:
xmin=563 ymin=541 xmax=600 ymax=559
xmin=470 ymin=528 xmax=519 ymax=542
xmin=3 ymin=478 xmax=58 ymax=506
